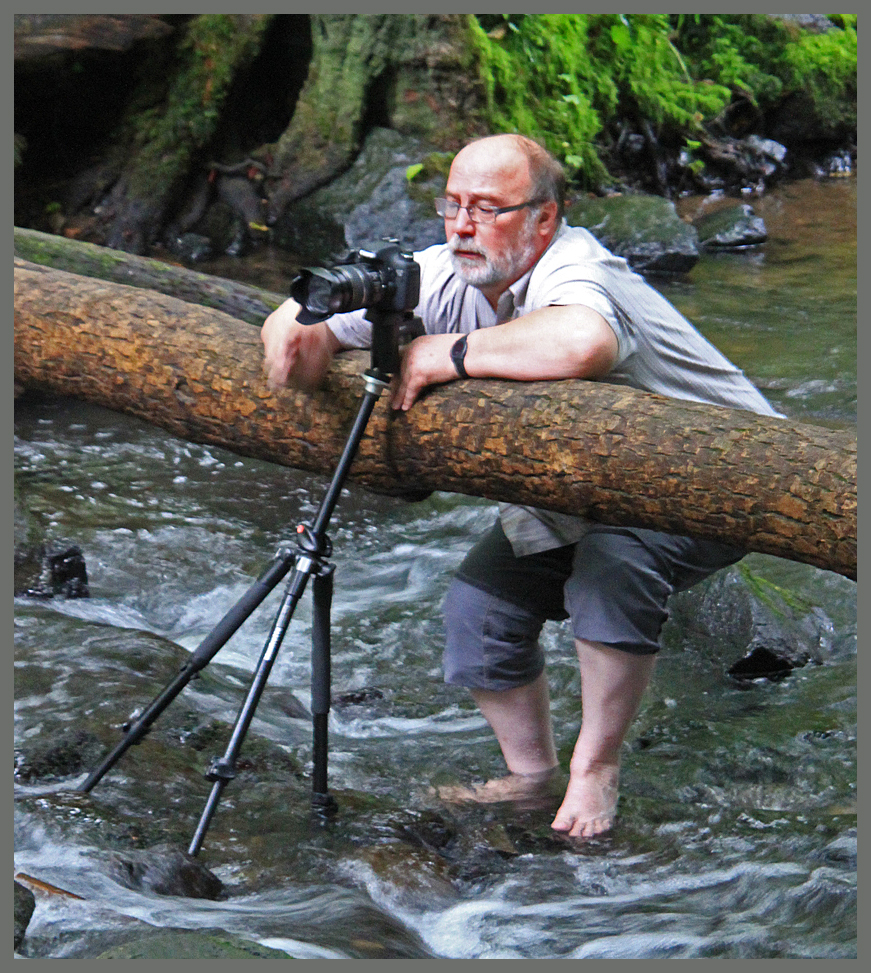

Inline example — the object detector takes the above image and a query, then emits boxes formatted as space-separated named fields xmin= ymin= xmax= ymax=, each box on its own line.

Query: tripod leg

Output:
xmin=188 ymin=562 xmax=311 ymax=856
xmin=79 ymin=551 xmax=295 ymax=793
xmin=311 ymin=567 xmax=338 ymax=815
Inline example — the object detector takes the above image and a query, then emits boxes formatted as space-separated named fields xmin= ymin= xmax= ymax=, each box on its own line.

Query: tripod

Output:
xmin=79 ymin=306 xmax=414 ymax=857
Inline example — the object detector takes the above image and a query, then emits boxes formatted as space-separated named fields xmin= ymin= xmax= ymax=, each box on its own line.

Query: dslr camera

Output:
xmin=290 ymin=243 xmax=420 ymax=324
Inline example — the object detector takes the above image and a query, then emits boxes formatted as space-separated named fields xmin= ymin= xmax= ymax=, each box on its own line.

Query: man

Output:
xmin=261 ymin=134 xmax=779 ymax=838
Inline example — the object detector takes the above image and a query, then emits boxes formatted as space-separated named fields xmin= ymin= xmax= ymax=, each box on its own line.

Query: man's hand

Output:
xmin=391 ymin=333 xmax=462 ymax=411
xmin=261 ymin=298 xmax=341 ymax=391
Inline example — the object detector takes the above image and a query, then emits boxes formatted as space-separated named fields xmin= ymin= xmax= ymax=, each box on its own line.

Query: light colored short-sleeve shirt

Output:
xmin=325 ymin=223 xmax=781 ymax=554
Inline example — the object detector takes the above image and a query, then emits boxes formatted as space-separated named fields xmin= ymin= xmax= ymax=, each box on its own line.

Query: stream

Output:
xmin=13 ymin=176 xmax=856 ymax=959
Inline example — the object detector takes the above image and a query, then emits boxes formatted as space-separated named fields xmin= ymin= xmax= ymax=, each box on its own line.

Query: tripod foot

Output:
xmin=311 ymin=792 xmax=339 ymax=818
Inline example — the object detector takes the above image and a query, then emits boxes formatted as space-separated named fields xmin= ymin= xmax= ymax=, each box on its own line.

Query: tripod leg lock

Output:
xmin=205 ymin=757 xmax=236 ymax=783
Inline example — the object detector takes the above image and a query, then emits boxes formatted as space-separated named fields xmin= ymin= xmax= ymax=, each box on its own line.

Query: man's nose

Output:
xmin=452 ymin=206 xmax=476 ymax=234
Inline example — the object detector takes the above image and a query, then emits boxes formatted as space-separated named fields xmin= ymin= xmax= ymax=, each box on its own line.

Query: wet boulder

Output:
xmin=566 ymin=192 xmax=700 ymax=276
xmin=14 ymin=880 xmax=36 ymax=952
xmin=668 ymin=563 xmax=836 ymax=680
xmin=107 ymin=843 xmax=224 ymax=900
xmin=271 ymin=127 xmax=447 ymax=264
xmin=694 ymin=203 xmax=768 ymax=249
xmin=690 ymin=134 xmax=789 ymax=194
xmin=14 ymin=536 xmax=90 ymax=599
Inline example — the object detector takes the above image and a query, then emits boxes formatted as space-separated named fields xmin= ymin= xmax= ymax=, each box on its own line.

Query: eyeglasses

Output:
xmin=434 ymin=197 xmax=543 ymax=224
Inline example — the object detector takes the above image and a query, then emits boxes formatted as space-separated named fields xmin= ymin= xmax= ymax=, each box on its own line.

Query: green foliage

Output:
xmin=780 ymin=20 xmax=857 ymax=127
xmin=469 ymin=14 xmax=856 ymax=189
xmin=588 ymin=15 xmax=731 ymax=128
xmin=470 ymin=14 xmax=732 ymax=187
xmin=470 ymin=15 xmax=607 ymax=186
xmin=672 ymin=14 xmax=857 ymax=127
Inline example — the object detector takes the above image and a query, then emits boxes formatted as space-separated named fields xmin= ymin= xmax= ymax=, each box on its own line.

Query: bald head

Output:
xmin=451 ymin=135 xmax=566 ymax=221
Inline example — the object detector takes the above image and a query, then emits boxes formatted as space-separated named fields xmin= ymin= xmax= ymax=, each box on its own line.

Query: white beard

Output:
xmin=448 ymin=217 xmax=539 ymax=290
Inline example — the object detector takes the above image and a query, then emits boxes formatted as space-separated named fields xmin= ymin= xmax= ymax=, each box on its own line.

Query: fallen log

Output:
xmin=13 ymin=227 xmax=285 ymax=326
xmin=14 ymin=258 xmax=856 ymax=579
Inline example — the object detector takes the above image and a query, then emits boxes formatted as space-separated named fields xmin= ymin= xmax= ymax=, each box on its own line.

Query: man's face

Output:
xmin=443 ymin=140 xmax=554 ymax=300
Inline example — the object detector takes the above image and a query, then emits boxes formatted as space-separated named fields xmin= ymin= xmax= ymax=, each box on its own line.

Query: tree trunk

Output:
xmin=264 ymin=14 xmax=479 ymax=217
xmin=101 ymin=15 xmax=274 ymax=254
xmin=14 ymin=258 xmax=856 ymax=580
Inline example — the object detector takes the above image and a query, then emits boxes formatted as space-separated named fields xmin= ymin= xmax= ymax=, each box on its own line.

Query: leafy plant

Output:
xmin=469 ymin=13 xmax=856 ymax=189
xmin=672 ymin=13 xmax=856 ymax=126
xmin=471 ymin=14 xmax=733 ymax=187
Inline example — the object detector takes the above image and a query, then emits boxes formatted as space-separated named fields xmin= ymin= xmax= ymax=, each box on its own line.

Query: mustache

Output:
xmin=448 ymin=233 xmax=484 ymax=257
xmin=448 ymin=236 xmax=485 ymax=257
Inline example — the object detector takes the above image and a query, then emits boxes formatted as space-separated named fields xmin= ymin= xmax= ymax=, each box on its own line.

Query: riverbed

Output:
xmin=13 ymin=176 xmax=856 ymax=959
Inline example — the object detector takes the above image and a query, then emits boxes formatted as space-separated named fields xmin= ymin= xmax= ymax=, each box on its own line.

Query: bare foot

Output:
xmin=436 ymin=767 xmax=564 ymax=810
xmin=550 ymin=763 xmax=619 ymax=838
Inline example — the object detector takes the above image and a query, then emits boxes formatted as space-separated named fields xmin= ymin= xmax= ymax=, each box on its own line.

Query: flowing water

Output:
xmin=14 ymin=177 xmax=856 ymax=959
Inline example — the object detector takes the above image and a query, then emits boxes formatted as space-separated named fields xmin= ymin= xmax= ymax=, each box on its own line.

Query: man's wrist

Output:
xmin=450 ymin=334 xmax=469 ymax=379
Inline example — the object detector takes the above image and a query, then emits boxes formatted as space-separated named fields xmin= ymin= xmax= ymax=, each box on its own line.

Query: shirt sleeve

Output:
xmin=525 ymin=228 xmax=638 ymax=366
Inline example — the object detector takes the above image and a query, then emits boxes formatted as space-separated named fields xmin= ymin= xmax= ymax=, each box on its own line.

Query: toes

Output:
xmin=550 ymin=812 xmax=614 ymax=839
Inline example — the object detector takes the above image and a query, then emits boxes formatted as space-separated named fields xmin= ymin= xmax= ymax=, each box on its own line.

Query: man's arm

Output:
xmin=390 ymin=304 xmax=619 ymax=411
xmin=261 ymin=297 xmax=344 ymax=390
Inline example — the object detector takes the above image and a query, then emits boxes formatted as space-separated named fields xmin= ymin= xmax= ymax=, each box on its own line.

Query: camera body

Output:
xmin=291 ymin=243 xmax=420 ymax=324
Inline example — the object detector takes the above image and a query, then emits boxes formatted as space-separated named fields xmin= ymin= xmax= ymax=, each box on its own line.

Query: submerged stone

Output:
xmin=14 ymin=537 xmax=90 ymax=599
xmin=694 ymin=203 xmax=768 ymax=249
xmin=107 ymin=843 xmax=224 ymax=900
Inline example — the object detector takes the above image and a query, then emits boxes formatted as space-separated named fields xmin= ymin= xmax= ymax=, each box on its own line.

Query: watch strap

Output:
xmin=450 ymin=334 xmax=469 ymax=379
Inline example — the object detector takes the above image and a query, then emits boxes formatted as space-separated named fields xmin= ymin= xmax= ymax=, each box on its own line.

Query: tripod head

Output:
xmin=290 ymin=242 xmax=422 ymax=381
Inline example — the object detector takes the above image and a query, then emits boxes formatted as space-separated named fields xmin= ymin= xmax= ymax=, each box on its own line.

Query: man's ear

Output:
xmin=538 ymin=199 xmax=559 ymax=235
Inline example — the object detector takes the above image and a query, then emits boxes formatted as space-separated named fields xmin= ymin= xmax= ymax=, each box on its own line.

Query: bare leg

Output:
xmin=551 ymin=639 xmax=656 ymax=838
xmin=472 ymin=670 xmax=558 ymax=774
xmin=437 ymin=671 xmax=562 ymax=804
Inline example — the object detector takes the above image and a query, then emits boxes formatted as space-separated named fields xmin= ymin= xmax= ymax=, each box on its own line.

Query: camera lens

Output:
xmin=328 ymin=265 xmax=385 ymax=314
xmin=300 ymin=273 xmax=341 ymax=317
xmin=296 ymin=265 xmax=386 ymax=317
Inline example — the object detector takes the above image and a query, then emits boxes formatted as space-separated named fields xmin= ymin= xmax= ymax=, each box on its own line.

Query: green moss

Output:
xmin=736 ymin=562 xmax=813 ymax=616
xmin=469 ymin=15 xmax=608 ymax=187
xmin=468 ymin=14 xmax=856 ymax=189
xmin=469 ymin=14 xmax=733 ymax=188
xmin=122 ymin=15 xmax=272 ymax=201
xmin=673 ymin=14 xmax=857 ymax=128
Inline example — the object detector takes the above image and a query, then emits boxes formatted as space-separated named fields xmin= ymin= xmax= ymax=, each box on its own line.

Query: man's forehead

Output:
xmin=447 ymin=144 xmax=531 ymax=194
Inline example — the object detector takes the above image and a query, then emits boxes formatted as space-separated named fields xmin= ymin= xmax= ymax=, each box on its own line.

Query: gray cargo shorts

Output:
xmin=442 ymin=518 xmax=743 ymax=691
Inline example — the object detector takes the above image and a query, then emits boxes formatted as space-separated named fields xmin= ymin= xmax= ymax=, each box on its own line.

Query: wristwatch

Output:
xmin=450 ymin=334 xmax=469 ymax=378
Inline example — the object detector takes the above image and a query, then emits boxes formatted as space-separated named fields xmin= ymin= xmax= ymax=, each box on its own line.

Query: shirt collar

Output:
xmin=499 ymin=221 xmax=567 ymax=318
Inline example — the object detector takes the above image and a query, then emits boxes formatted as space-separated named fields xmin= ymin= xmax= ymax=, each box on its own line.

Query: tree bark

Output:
xmin=14 ymin=258 xmax=856 ymax=580
xmin=101 ymin=15 xmax=273 ymax=254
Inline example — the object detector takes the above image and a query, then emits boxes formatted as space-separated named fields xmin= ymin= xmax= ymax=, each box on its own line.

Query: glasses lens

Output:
xmin=435 ymin=198 xmax=458 ymax=218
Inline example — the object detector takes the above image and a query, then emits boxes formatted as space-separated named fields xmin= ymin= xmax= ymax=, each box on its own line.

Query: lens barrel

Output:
xmin=293 ymin=264 xmax=386 ymax=318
